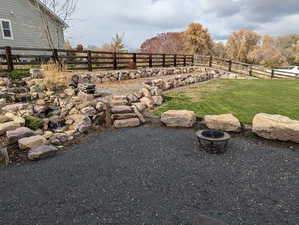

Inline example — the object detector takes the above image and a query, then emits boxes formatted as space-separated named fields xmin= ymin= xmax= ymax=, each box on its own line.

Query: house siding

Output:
xmin=0 ymin=0 xmax=65 ymax=49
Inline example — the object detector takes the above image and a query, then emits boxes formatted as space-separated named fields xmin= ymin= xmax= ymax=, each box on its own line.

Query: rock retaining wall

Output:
xmin=0 ymin=66 xmax=228 ymax=166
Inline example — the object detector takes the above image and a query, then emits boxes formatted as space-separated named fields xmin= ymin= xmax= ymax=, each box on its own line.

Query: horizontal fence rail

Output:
xmin=195 ymin=55 xmax=299 ymax=79
xmin=0 ymin=46 xmax=194 ymax=72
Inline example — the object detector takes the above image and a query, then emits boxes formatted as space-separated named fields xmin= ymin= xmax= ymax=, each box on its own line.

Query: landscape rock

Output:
xmin=204 ymin=114 xmax=241 ymax=132
xmin=6 ymin=127 xmax=35 ymax=145
xmin=49 ymin=133 xmax=68 ymax=145
xmin=28 ymin=145 xmax=58 ymax=161
xmin=0 ymin=121 xmax=21 ymax=135
xmin=140 ymin=97 xmax=154 ymax=109
xmin=114 ymin=118 xmax=140 ymax=128
xmin=0 ymin=115 xmax=13 ymax=123
xmin=161 ymin=110 xmax=196 ymax=128
xmin=0 ymin=148 xmax=9 ymax=167
xmin=18 ymin=135 xmax=47 ymax=150
xmin=152 ymin=96 xmax=163 ymax=106
xmin=111 ymin=106 xmax=133 ymax=114
xmin=2 ymin=103 xmax=29 ymax=112
xmin=111 ymin=113 xmax=137 ymax=120
xmin=132 ymin=106 xmax=146 ymax=123
xmin=253 ymin=113 xmax=299 ymax=143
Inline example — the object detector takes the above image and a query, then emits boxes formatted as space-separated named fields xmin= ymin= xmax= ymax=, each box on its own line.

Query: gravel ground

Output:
xmin=96 ymin=73 xmax=194 ymax=97
xmin=1 ymin=127 xmax=299 ymax=225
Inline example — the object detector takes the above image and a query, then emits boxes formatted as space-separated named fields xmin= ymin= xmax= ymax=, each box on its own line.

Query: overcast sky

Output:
xmin=65 ymin=0 xmax=299 ymax=50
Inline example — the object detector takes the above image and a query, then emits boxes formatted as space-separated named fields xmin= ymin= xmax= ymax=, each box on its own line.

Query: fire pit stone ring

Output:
xmin=196 ymin=129 xmax=231 ymax=154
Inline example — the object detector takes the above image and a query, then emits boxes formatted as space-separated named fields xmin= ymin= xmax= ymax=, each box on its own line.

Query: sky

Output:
xmin=64 ymin=0 xmax=299 ymax=50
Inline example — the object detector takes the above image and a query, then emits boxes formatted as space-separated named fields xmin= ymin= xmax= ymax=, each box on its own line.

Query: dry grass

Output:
xmin=41 ymin=63 xmax=73 ymax=91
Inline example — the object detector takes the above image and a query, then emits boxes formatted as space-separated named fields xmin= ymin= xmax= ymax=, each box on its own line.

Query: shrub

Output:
xmin=8 ymin=70 xmax=30 ymax=80
xmin=25 ymin=116 xmax=44 ymax=130
xmin=41 ymin=63 xmax=72 ymax=91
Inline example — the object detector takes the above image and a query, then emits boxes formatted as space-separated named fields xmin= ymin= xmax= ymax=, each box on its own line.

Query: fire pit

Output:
xmin=196 ymin=129 xmax=231 ymax=154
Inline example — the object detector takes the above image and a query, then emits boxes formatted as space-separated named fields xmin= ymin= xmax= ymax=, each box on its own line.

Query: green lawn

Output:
xmin=155 ymin=79 xmax=299 ymax=124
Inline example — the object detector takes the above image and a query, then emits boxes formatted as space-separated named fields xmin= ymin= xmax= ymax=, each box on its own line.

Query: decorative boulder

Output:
xmin=161 ymin=110 xmax=196 ymax=128
xmin=28 ymin=145 xmax=58 ymax=161
xmin=113 ymin=118 xmax=140 ymax=128
xmin=18 ymin=135 xmax=48 ymax=150
xmin=204 ymin=114 xmax=241 ymax=132
xmin=253 ymin=113 xmax=299 ymax=143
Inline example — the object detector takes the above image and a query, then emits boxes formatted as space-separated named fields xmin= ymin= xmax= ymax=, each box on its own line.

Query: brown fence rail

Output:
xmin=195 ymin=55 xmax=299 ymax=79
xmin=0 ymin=46 xmax=194 ymax=72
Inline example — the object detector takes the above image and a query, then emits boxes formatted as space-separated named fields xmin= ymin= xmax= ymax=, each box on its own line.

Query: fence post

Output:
xmin=174 ymin=54 xmax=177 ymax=67
xmin=133 ymin=53 xmax=137 ymax=66
xmin=162 ymin=54 xmax=166 ymax=67
xmin=149 ymin=54 xmax=153 ymax=68
xmin=5 ymin=46 xmax=14 ymax=71
xmin=113 ymin=52 xmax=117 ymax=70
xmin=184 ymin=55 xmax=187 ymax=67
xmin=249 ymin=65 xmax=252 ymax=76
xmin=52 ymin=48 xmax=59 ymax=63
xmin=228 ymin=60 xmax=232 ymax=72
xmin=271 ymin=68 xmax=274 ymax=79
xmin=209 ymin=56 xmax=213 ymax=67
xmin=87 ymin=50 xmax=92 ymax=71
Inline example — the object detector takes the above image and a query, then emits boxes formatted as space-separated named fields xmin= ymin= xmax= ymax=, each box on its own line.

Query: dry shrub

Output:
xmin=41 ymin=63 xmax=72 ymax=91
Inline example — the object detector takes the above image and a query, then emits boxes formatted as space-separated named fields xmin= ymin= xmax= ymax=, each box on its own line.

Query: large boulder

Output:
xmin=113 ymin=118 xmax=140 ymax=128
xmin=0 ymin=121 xmax=21 ymax=135
xmin=204 ymin=114 xmax=241 ymax=132
xmin=28 ymin=145 xmax=58 ymax=161
xmin=161 ymin=110 xmax=196 ymax=128
xmin=253 ymin=113 xmax=299 ymax=143
xmin=18 ymin=135 xmax=48 ymax=150
xmin=6 ymin=127 xmax=35 ymax=145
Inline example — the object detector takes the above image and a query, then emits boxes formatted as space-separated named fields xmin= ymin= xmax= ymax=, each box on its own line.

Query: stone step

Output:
xmin=111 ymin=106 xmax=133 ymax=114
xmin=111 ymin=99 xmax=129 ymax=106
xmin=113 ymin=118 xmax=140 ymax=128
xmin=112 ymin=113 xmax=137 ymax=120
xmin=112 ymin=95 xmax=127 ymax=101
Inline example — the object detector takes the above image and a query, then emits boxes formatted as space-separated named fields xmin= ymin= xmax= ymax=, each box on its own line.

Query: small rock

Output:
xmin=6 ymin=127 xmax=35 ymax=145
xmin=81 ymin=106 xmax=97 ymax=116
xmin=0 ymin=121 xmax=21 ymax=135
xmin=126 ymin=94 xmax=139 ymax=103
xmin=96 ymin=102 xmax=104 ymax=111
xmin=43 ymin=131 xmax=54 ymax=139
xmin=140 ymin=97 xmax=154 ymax=109
xmin=132 ymin=106 xmax=146 ymax=123
xmin=18 ymin=135 xmax=47 ymax=150
xmin=28 ymin=145 xmax=58 ymax=161
xmin=64 ymin=88 xmax=76 ymax=96
xmin=141 ymin=88 xmax=151 ymax=98
xmin=2 ymin=103 xmax=29 ymax=112
xmin=49 ymin=133 xmax=68 ymax=145
xmin=0 ymin=115 xmax=13 ymax=123
xmin=152 ymin=96 xmax=163 ymax=106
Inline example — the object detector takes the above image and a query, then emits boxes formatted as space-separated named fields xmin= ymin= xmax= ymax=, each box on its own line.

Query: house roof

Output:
xmin=31 ymin=0 xmax=68 ymax=27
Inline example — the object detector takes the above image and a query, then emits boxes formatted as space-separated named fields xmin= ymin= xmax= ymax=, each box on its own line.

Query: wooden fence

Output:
xmin=195 ymin=55 xmax=299 ymax=79
xmin=0 ymin=46 xmax=194 ymax=72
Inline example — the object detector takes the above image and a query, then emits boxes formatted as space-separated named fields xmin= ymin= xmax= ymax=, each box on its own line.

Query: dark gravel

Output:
xmin=0 ymin=127 xmax=299 ymax=225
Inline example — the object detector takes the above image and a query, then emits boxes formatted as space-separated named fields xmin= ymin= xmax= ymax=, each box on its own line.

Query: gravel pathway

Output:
xmin=1 ymin=127 xmax=298 ymax=225
xmin=96 ymin=73 xmax=193 ymax=97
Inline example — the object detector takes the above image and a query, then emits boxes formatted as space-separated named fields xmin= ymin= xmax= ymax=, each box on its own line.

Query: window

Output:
xmin=0 ymin=19 xmax=13 ymax=40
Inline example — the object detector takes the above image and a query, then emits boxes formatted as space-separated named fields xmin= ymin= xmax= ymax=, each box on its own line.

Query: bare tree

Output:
xmin=33 ymin=0 xmax=78 ymax=49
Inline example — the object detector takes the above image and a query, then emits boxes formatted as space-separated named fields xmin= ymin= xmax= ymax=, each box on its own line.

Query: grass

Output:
xmin=155 ymin=79 xmax=299 ymax=124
